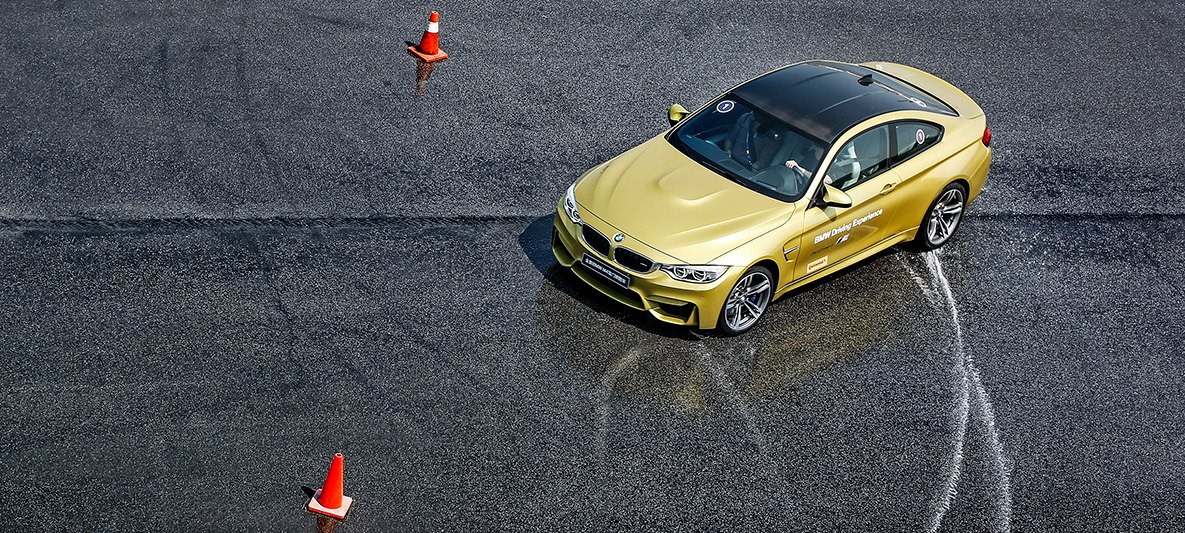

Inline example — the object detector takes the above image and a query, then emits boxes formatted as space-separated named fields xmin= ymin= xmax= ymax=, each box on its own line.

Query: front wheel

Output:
xmin=914 ymin=182 xmax=967 ymax=250
xmin=716 ymin=265 xmax=773 ymax=335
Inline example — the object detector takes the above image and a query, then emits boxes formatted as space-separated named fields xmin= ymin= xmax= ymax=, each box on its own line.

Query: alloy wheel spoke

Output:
xmin=747 ymin=280 xmax=770 ymax=296
xmin=731 ymin=303 xmax=746 ymax=326
xmin=727 ymin=273 xmax=771 ymax=329
xmin=744 ymin=300 xmax=762 ymax=316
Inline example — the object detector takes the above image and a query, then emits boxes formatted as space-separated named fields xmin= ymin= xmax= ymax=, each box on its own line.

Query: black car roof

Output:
xmin=732 ymin=61 xmax=953 ymax=143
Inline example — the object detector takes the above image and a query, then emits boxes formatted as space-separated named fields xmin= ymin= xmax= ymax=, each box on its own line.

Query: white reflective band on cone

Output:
xmin=427 ymin=22 xmax=439 ymax=32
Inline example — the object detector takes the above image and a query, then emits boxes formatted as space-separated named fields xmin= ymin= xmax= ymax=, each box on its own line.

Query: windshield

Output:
xmin=669 ymin=96 xmax=827 ymax=202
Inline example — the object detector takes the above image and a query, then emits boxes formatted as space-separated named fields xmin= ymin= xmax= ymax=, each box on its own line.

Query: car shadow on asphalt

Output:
xmin=518 ymin=215 xmax=698 ymax=340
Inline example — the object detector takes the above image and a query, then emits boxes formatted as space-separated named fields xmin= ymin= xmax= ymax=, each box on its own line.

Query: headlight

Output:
xmin=563 ymin=184 xmax=582 ymax=224
xmin=661 ymin=264 xmax=729 ymax=284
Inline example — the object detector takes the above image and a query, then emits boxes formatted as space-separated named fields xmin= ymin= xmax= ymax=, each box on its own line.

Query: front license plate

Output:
xmin=581 ymin=254 xmax=631 ymax=289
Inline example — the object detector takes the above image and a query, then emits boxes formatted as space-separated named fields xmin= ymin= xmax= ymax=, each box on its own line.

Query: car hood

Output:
xmin=575 ymin=137 xmax=793 ymax=265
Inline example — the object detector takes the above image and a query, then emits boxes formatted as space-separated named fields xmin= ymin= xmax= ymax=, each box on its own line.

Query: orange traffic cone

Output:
xmin=408 ymin=11 xmax=448 ymax=95
xmin=307 ymin=453 xmax=353 ymax=520
xmin=408 ymin=11 xmax=448 ymax=63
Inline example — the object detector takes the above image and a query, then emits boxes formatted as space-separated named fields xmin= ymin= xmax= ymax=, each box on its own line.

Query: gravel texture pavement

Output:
xmin=2 ymin=0 xmax=1183 ymax=530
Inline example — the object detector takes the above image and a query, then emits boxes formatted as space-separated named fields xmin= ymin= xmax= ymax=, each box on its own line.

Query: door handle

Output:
xmin=879 ymin=182 xmax=898 ymax=195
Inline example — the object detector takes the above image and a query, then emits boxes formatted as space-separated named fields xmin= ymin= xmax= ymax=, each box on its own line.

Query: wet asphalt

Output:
xmin=2 ymin=0 xmax=1184 ymax=531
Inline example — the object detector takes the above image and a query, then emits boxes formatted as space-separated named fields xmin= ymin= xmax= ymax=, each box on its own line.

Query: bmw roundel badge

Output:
xmin=613 ymin=233 xmax=624 ymax=242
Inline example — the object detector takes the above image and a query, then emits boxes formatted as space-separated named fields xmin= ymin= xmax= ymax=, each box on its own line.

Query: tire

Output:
xmin=716 ymin=265 xmax=774 ymax=335
xmin=914 ymin=182 xmax=968 ymax=251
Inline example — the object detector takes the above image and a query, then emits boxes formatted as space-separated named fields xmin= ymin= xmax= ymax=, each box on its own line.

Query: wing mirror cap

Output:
xmin=668 ymin=104 xmax=690 ymax=126
xmin=820 ymin=181 xmax=853 ymax=208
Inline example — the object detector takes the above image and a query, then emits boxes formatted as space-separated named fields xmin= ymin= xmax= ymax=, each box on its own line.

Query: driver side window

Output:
xmin=825 ymin=126 xmax=891 ymax=191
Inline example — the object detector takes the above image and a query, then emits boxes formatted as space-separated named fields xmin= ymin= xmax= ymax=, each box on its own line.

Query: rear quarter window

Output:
xmin=894 ymin=122 xmax=942 ymax=163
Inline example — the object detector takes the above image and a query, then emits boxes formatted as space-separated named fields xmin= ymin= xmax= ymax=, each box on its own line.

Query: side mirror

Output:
xmin=820 ymin=181 xmax=853 ymax=208
xmin=668 ymin=104 xmax=690 ymax=126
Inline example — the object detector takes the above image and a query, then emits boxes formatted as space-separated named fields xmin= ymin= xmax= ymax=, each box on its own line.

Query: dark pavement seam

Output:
xmin=1 ymin=213 xmax=1183 ymax=234
xmin=0 ymin=215 xmax=539 ymax=232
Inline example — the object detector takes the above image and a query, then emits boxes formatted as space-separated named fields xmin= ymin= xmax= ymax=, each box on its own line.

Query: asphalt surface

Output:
xmin=2 ymin=0 xmax=1184 ymax=531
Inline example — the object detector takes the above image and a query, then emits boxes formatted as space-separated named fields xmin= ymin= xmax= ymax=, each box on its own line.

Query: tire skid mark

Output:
xmin=694 ymin=341 xmax=770 ymax=458
xmin=595 ymin=345 xmax=645 ymax=462
xmin=906 ymin=251 xmax=1012 ymax=533
xmin=243 ymin=235 xmax=309 ymax=392
xmin=924 ymin=252 xmax=1013 ymax=532
xmin=231 ymin=40 xmax=295 ymax=212
xmin=694 ymin=339 xmax=792 ymax=522
xmin=970 ymin=368 xmax=1014 ymax=533
xmin=923 ymin=304 xmax=971 ymax=533
xmin=593 ymin=340 xmax=790 ymax=519
xmin=897 ymin=255 xmax=942 ymax=312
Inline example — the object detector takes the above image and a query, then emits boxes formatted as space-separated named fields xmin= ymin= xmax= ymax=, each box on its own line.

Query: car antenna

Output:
xmin=858 ymin=74 xmax=874 ymax=86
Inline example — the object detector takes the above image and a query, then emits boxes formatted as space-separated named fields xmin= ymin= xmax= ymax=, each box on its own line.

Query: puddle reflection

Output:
xmin=533 ymin=256 xmax=910 ymax=410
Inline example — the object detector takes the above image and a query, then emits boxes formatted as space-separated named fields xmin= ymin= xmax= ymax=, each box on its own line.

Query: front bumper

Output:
xmin=550 ymin=208 xmax=737 ymax=329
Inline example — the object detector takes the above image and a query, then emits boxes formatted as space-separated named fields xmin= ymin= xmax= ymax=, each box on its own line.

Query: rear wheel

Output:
xmin=716 ymin=265 xmax=773 ymax=335
xmin=915 ymin=182 xmax=967 ymax=250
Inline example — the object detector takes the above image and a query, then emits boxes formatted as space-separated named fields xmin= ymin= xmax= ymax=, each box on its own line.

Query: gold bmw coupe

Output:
xmin=552 ymin=60 xmax=991 ymax=334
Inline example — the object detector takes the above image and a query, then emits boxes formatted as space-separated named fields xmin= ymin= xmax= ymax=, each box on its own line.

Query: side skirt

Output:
xmin=773 ymin=227 xmax=919 ymax=299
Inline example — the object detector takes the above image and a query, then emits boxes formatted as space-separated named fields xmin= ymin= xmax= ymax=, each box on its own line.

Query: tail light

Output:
xmin=982 ymin=126 xmax=992 ymax=147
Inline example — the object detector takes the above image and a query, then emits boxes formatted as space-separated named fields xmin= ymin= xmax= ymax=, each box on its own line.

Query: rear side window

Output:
xmin=894 ymin=122 xmax=942 ymax=162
